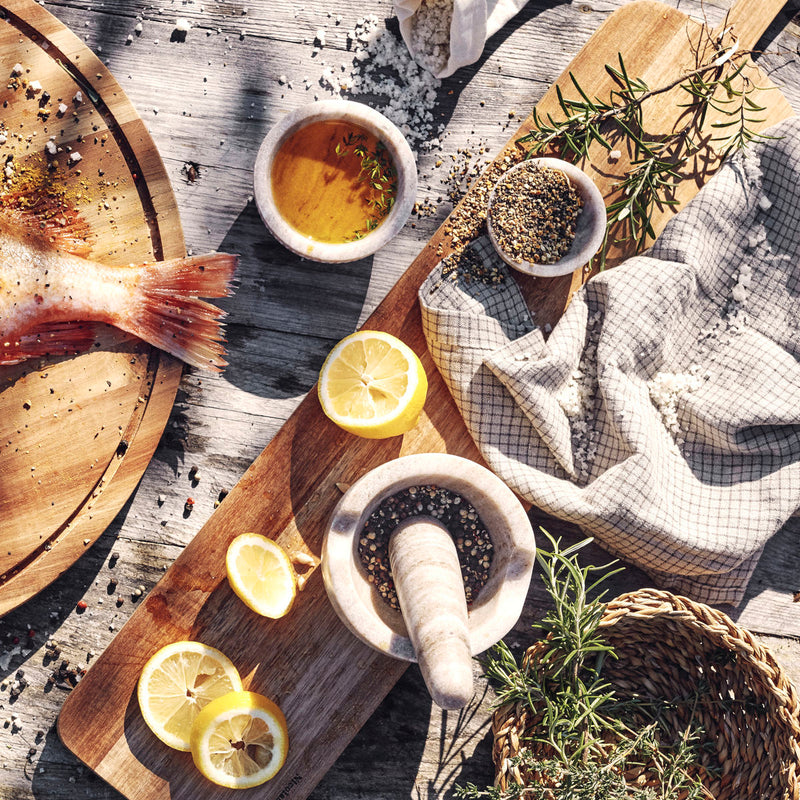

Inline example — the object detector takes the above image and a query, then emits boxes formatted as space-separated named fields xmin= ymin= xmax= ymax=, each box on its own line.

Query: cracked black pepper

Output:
xmin=358 ymin=484 xmax=493 ymax=611
xmin=489 ymin=162 xmax=583 ymax=264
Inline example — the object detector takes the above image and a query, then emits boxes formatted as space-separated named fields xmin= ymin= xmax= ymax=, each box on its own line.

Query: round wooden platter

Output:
xmin=0 ymin=0 xmax=185 ymax=615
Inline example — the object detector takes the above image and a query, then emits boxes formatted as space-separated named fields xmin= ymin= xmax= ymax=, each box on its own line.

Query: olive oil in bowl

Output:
xmin=254 ymin=99 xmax=417 ymax=263
xmin=271 ymin=119 xmax=397 ymax=244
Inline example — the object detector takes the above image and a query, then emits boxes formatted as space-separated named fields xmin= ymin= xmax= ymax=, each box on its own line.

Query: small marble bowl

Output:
xmin=253 ymin=99 xmax=417 ymax=263
xmin=487 ymin=157 xmax=606 ymax=278
xmin=321 ymin=453 xmax=536 ymax=662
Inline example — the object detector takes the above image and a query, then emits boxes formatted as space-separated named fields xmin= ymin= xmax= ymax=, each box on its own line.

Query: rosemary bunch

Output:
xmin=484 ymin=533 xmax=622 ymax=764
xmin=516 ymin=20 xmax=770 ymax=268
xmin=458 ymin=532 xmax=710 ymax=800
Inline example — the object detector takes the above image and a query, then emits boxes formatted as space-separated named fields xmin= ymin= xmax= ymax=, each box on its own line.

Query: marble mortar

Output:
xmin=321 ymin=453 xmax=536 ymax=709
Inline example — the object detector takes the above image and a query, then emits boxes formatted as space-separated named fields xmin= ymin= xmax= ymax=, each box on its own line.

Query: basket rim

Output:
xmin=491 ymin=587 xmax=800 ymax=799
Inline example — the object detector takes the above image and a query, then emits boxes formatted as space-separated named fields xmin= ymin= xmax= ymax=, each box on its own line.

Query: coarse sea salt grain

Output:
xmin=175 ymin=18 xmax=192 ymax=33
xmin=341 ymin=16 xmax=442 ymax=151
xmin=556 ymin=312 xmax=603 ymax=479
xmin=409 ymin=0 xmax=453 ymax=76
xmin=648 ymin=366 xmax=705 ymax=449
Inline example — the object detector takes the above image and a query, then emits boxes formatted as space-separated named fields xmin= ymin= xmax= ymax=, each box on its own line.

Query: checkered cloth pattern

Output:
xmin=418 ymin=116 xmax=800 ymax=606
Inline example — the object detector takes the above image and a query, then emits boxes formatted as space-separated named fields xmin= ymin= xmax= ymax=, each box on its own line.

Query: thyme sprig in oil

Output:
xmin=335 ymin=132 xmax=398 ymax=241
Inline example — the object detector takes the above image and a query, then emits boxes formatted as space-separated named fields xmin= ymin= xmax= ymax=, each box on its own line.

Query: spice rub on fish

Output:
xmin=0 ymin=207 xmax=238 ymax=372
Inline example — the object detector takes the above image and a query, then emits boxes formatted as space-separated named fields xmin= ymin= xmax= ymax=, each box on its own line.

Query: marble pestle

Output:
xmin=388 ymin=515 xmax=473 ymax=710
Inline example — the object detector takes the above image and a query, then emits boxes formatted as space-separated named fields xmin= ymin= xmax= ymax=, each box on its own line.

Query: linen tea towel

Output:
xmin=419 ymin=116 xmax=800 ymax=606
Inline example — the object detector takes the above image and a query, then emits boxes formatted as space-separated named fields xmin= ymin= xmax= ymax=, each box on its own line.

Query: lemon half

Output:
xmin=137 ymin=641 xmax=243 ymax=751
xmin=318 ymin=330 xmax=428 ymax=439
xmin=226 ymin=533 xmax=297 ymax=619
xmin=190 ymin=690 xmax=289 ymax=789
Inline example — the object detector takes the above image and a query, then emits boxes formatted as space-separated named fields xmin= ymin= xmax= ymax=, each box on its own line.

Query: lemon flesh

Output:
xmin=191 ymin=690 xmax=289 ymax=789
xmin=226 ymin=533 xmax=297 ymax=619
xmin=318 ymin=330 xmax=428 ymax=439
xmin=137 ymin=641 xmax=243 ymax=751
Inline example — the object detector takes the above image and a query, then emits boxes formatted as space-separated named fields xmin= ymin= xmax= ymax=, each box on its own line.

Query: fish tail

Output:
xmin=0 ymin=323 xmax=97 ymax=365
xmin=124 ymin=252 xmax=238 ymax=372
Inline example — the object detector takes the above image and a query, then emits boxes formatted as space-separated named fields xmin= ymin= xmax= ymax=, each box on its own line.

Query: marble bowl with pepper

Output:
xmin=321 ymin=453 xmax=536 ymax=709
xmin=487 ymin=156 xmax=606 ymax=278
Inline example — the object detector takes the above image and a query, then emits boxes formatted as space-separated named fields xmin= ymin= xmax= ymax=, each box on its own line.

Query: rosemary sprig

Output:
xmin=483 ymin=533 xmax=623 ymax=764
xmin=335 ymin=133 xmax=397 ymax=241
xmin=460 ymin=532 xmax=711 ymax=800
xmin=516 ymin=21 xmax=772 ymax=269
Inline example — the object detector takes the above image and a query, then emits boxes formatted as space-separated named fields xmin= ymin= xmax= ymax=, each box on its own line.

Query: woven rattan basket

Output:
xmin=492 ymin=589 xmax=800 ymax=800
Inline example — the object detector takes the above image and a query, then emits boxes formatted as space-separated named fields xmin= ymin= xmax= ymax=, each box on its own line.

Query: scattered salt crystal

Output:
xmin=278 ymin=74 xmax=287 ymax=85
xmin=314 ymin=28 xmax=326 ymax=46
xmin=134 ymin=22 xmax=143 ymax=33
xmin=73 ymin=90 xmax=83 ymax=104
xmin=339 ymin=15 xmax=442 ymax=150
xmin=648 ymin=366 xmax=705 ymax=449
xmin=69 ymin=151 xmax=82 ymax=163
xmin=0 ymin=133 xmax=6 ymax=144
xmin=45 ymin=140 xmax=57 ymax=155
xmin=608 ymin=149 xmax=622 ymax=161
xmin=11 ymin=63 xmax=23 ymax=76
xmin=731 ymin=283 xmax=747 ymax=303
xmin=556 ymin=312 xmax=603 ymax=477
xmin=758 ymin=194 xmax=772 ymax=211
xmin=28 ymin=80 xmax=42 ymax=93
xmin=408 ymin=0 xmax=453 ymax=75
xmin=4 ymin=163 xmax=14 ymax=179
xmin=57 ymin=102 xmax=67 ymax=115
xmin=175 ymin=18 xmax=192 ymax=33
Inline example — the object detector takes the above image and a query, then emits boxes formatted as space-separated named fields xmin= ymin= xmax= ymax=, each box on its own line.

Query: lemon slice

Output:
xmin=191 ymin=690 xmax=289 ymax=789
xmin=137 ymin=641 xmax=243 ymax=751
xmin=226 ymin=533 xmax=297 ymax=618
xmin=317 ymin=330 xmax=428 ymax=439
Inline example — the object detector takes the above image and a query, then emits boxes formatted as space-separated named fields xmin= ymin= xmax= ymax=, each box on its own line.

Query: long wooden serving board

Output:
xmin=0 ymin=0 xmax=184 ymax=615
xmin=59 ymin=2 xmax=795 ymax=799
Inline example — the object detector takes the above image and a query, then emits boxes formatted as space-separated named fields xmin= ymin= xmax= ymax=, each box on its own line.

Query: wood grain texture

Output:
xmin=56 ymin=3 xmax=799 ymax=800
xmin=0 ymin=0 xmax=184 ymax=614
xmin=0 ymin=1 xmax=798 ymax=799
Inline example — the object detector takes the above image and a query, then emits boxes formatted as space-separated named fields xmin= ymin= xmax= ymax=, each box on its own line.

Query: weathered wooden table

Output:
xmin=1 ymin=0 xmax=799 ymax=798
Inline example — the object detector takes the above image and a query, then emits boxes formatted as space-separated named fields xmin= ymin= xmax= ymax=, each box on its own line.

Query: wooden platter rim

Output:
xmin=0 ymin=0 xmax=185 ymax=616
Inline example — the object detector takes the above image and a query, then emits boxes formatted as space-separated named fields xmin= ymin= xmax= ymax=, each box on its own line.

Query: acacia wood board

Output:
xmin=58 ymin=2 xmax=795 ymax=799
xmin=0 ymin=0 xmax=184 ymax=615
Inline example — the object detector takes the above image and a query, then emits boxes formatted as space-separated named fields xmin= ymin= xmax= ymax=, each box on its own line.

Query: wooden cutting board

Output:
xmin=58 ymin=1 xmax=795 ymax=799
xmin=0 ymin=0 xmax=184 ymax=615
